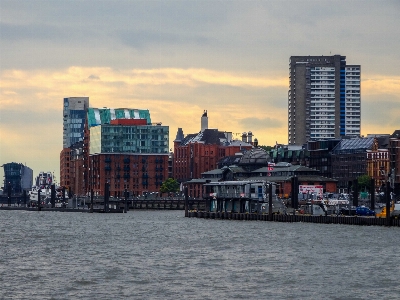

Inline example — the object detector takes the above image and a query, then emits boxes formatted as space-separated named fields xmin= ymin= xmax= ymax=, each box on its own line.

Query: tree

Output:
xmin=258 ymin=145 xmax=273 ymax=152
xmin=160 ymin=178 xmax=180 ymax=194
xmin=357 ymin=175 xmax=372 ymax=192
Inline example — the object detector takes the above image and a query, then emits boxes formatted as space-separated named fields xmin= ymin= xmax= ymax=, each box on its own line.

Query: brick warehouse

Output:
xmin=86 ymin=107 xmax=169 ymax=197
xmin=88 ymin=153 xmax=169 ymax=197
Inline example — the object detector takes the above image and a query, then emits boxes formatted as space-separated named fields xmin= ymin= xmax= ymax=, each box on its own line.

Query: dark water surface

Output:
xmin=1 ymin=210 xmax=399 ymax=299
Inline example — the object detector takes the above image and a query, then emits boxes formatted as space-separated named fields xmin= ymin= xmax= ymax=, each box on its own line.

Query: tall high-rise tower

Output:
xmin=288 ymin=55 xmax=360 ymax=145
xmin=63 ymin=97 xmax=89 ymax=148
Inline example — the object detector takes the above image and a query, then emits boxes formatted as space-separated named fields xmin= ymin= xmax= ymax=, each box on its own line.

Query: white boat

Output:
xmin=28 ymin=172 xmax=69 ymax=204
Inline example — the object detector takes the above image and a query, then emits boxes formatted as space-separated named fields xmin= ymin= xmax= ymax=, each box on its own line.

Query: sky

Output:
xmin=1 ymin=0 xmax=400 ymax=185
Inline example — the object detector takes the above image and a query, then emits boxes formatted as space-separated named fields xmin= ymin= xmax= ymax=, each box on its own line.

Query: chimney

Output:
xmin=254 ymin=138 xmax=258 ymax=147
xmin=247 ymin=131 xmax=253 ymax=144
xmin=201 ymin=110 xmax=208 ymax=132
xmin=241 ymin=132 xmax=247 ymax=142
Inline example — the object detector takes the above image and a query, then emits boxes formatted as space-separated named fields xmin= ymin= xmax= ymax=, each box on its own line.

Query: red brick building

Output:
xmin=60 ymin=148 xmax=71 ymax=188
xmin=173 ymin=111 xmax=254 ymax=182
xmin=60 ymin=106 xmax=170 ymax=197
xmin=88 ymin=153 xmax=169 ymax=197
xmin=59 ymin=141 xmax=87 ymax=196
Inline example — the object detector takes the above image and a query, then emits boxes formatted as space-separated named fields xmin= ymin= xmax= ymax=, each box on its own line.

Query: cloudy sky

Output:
xmin=1 ymin=0 xmax=399 ymax=183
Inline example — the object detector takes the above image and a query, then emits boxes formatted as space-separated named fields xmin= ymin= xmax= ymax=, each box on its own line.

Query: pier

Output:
xmin=186 ymin=210 xmax=400 ymax=227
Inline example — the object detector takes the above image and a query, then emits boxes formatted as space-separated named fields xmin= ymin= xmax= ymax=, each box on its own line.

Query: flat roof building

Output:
xmin=63 ymin=97 xmax=89 ymax=148
xmin=288 ymin=55 xmax=360 ymax=145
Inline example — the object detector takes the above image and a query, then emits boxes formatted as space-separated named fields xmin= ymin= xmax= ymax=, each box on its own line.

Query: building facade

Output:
xmin=173 ymin=111 xmax=254 ymax=182
xmin=268 ymin=145 xmax=309 ymax=167
xmin=389 ymin=130 xmax=400 ymax=195
xmin=60 ymin=140 xmax=86 ymax=195
xmin=307 ymin=139 xmax=341 ymax=179
xmin=2 ymin=162 xmax=33 ymax=193
xmin=331 ymin=137 xmax=389 ymax=192
xmin=288 ymin=55 xmax=360 ymax=145
xmin=63 ymin=97 xmax=89 ymax=148
xmin=88 ymin=153 xmax=169 ymax=197
xmin=86 ymin=107 xmax=169 ymax=196
xmin=366 ymin=137 xmax=390 ymax=192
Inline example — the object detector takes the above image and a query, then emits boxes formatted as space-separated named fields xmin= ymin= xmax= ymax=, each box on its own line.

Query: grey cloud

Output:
xmin=0 ymin=108 xmax=59 ymax=127
xmin=118 ymin=29 xmax=211 ymax=50
xmin=0 ymin=22 xmax=68 ymax=41
xmin=362 ymin=96 xmax=400 ymax=127
xmin=87 ymin=74 xmax=100 ymax=80
xmin=1 ymin=0 xmax=399 ymax=75
xmin=239 ymin=117 xmax=283 ymax=130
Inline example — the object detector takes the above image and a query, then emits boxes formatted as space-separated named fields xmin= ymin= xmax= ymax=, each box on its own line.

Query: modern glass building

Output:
xmin=90 ymin=124 xmax=169 ymax=154
xmin=88 ymin=107 xmax=169 ymax=154
xmin=2 ymin=162 xmax=33 ymax=193
xmin=87 ymin=107 xmax=151 ymax=128
xmin=288 ymin=55 xmax=360 ymax=145
xmin=63 ymin=97 xmax=89 ymax=148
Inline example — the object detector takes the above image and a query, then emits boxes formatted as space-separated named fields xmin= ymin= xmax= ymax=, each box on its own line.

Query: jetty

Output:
xmin=186 ymin=210 xmax=400 ymax=227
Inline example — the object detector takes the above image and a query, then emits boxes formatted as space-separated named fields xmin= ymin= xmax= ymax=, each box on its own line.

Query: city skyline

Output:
xmin=1 ymin=0 xmax=400 ymax=182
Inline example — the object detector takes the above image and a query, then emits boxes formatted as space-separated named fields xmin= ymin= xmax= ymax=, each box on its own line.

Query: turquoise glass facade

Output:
xmin=90 ymin=124 xmax=169 ymax=154
xmin=87 ymin=108 xmax=151 ymax=128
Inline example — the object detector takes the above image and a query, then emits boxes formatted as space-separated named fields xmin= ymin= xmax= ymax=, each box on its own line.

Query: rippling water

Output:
xmin=1 ymin=210 xmax=400 ymax=299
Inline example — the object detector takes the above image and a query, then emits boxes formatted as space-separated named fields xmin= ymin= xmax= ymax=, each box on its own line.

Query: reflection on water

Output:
xmin=1 ymin=210 xmax=400 ymax=299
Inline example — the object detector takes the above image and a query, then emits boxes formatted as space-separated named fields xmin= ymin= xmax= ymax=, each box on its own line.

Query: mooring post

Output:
xmin=51 ymin=184 xmax=56 ymax=208
xmin=370 ymin=178 xmax=375 ymax=212
xmin=124 ymin=189 xmax=128 ymax=213
xmin=62 ymin=186 xmax=66 ymax=207
xmin=386 ymin=181 xmax=392 ymax=226
xmin=7 ymin=182 xmax=11 ymax=206
xmin=104 ymin=182 xmax=109 ymax=213
xmin=37 ymin=189 xmax=41 ymax=211
xmin=90 ymin=189 xmax=94 ymax=213
xmin=353 ymin=179 xmax=359 ymax=208
xmin=184 ymin=186 xmax=188 ymax=217
xmin=269 ymin=183 xmax=273 ymax=221
xmin=23 ymin=190 xmax=27 ymax=207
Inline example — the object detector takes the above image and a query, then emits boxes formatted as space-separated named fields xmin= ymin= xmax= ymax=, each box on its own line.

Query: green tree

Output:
xmin=160 ymin=178 xmax=180 ymax=194
xmin=357 ymin=174 xmax=372 ymax=192
xmin=259 ymin=145 xmax=273 ymax=152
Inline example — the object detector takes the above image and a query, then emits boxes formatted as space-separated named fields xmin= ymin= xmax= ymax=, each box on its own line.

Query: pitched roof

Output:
xmin=179 ymin=129 xmax=253 ymax=147
xmin=238 ymin=148 xmax=270 ymax=165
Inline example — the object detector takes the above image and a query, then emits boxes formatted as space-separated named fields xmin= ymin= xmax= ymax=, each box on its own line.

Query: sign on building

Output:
xmin=299 ymin=185 xmax=323 ymax=198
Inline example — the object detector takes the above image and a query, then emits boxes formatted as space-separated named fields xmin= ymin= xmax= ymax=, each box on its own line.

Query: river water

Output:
xmin=1 ymin=210 xmax=399 ymax=300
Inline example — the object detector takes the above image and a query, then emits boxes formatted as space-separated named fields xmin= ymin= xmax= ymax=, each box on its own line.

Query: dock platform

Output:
xmin=187 ymin=211 xmax=400 ymax=227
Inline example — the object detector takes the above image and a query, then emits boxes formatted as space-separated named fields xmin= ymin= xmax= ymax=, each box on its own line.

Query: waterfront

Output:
xmin=1 ymin=210 xmax=400 ymax=299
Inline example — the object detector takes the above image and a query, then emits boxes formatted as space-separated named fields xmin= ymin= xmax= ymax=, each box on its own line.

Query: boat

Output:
xmin=28 ymin=172 xmax=69 ymax=205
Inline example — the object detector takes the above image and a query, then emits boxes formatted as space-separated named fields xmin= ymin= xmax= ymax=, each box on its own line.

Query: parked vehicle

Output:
xmin=340 ymin=206 xmax=356 ymax=216
xmin=391 ymin=203 xmax=400 ymax=217
xmin=355 ymin=206 xmax=375 ymax=216
xmin=376 ymin=202 xmax=400 ymax=218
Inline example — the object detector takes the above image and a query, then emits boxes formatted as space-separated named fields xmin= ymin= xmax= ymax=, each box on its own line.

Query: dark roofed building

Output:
xmin=238 ymin=147 xmax=271 ymax=170
xmin=390 ymin=130 xmax=400 ymax=195
xmin=173 ymin=111 xmax=255 ymax=182
xmin=332 ymin=136 xmax=390 ymax=192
